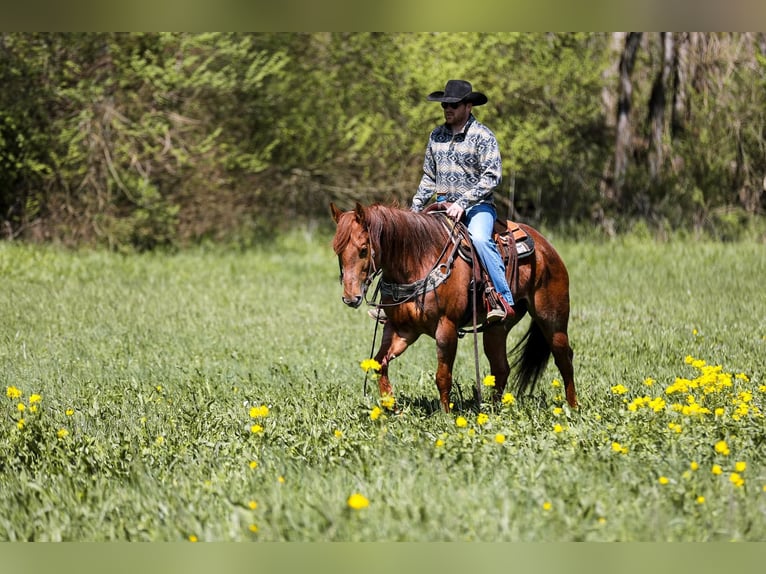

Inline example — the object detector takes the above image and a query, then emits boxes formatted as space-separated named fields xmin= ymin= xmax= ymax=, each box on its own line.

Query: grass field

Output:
xmin=1 ymin=231 xmax=765 ymax=541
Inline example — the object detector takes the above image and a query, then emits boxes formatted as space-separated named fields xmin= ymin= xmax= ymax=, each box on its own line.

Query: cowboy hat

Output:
xmin=427 ymin=79 xmax=488 ymax=106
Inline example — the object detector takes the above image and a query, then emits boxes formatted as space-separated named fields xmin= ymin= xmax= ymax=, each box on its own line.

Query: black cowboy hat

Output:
xmin=427 ymin=79 xmax=488 ymax=106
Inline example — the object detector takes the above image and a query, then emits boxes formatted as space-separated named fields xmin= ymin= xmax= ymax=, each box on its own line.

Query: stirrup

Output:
xmin=486 ymin=296 xmax=515 ymax=323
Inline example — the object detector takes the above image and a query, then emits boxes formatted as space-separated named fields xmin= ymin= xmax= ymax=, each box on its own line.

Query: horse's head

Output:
xmin=331 ymin=202 xmax=376 ymax=308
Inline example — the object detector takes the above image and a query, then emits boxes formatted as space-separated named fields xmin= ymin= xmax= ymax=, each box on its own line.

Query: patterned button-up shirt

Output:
xmin=411 ymin=114 xmax=502 ymax=212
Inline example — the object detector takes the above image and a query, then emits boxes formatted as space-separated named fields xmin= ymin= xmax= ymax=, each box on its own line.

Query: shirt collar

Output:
xmin=441 ymin=113 xmax=475 ymax=136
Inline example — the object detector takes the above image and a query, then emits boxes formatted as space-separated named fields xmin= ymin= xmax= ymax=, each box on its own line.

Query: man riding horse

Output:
xmin=370 ymin=79 xmax=516 ymax=324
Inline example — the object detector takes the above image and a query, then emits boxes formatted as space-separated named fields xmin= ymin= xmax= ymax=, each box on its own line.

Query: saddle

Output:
xmin=448 ymin=217 xmax=535 ymax=323
xmin=453 ymin=219 xmax=535 ymax=268
xmin=493 ymin=219 xmax=535 ymax=262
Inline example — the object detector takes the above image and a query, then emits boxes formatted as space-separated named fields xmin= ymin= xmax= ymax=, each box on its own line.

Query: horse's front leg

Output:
xmin=434 ymin=318 xmax=459 ymax=412
xmin=373 ymin=323 xmax=419 ymax=400
xmin=482 ymin=323 xmax=512 ymax=402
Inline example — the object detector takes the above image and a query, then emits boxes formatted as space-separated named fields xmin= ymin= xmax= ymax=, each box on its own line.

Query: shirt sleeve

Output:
xmin=411 ymin=137 xmax=437 ymax=212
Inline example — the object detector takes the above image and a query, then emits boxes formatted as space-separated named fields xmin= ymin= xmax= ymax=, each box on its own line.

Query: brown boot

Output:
xmin=486 ymin=295 xmax=515 ymax=323
xmin=367 ymin=307 xmax=387 ymax=323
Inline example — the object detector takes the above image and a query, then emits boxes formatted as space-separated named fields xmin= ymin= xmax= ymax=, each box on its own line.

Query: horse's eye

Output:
xmin=360 ymin=247 xmax=368 ymax=259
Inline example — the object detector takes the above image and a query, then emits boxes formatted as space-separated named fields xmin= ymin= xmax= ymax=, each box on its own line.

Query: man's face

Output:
xmin=441 ymin=101 xmax=472 ymax=129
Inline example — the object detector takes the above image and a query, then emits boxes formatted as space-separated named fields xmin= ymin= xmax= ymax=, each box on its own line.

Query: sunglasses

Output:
xmin=441 ymin=101 xmax=466 ymax=109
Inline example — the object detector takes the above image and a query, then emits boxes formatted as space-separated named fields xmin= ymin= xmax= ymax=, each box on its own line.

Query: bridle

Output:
xmin=337 ymin=244 xmax=380 ymax=304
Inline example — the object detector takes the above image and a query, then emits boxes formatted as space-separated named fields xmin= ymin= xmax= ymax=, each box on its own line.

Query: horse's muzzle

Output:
xmin=342 ymin=295 xmax=363 ymax=308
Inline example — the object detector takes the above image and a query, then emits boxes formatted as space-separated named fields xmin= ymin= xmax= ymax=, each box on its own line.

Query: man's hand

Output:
xmin=445 ymin=202 xmax=465 ymax=222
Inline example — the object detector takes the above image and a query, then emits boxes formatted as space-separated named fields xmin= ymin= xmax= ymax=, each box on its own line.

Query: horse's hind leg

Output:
xmin=533 ymin=297 xmax=577 ymax=408
xmin=550 ymin=330 xmax=577 ymax=408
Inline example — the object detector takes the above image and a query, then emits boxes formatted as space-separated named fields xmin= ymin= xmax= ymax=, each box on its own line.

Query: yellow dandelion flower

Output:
xmin=435 ymin=438 xmax=445 ymax=448
xmin=501 ymin=393 xmax=515 ymax=406
xmin=248 ymin=460 xmax=258 ymax=470
xmin=369 ymin=406 xmax=383 ymax=421
xmin=248 ymin=524 xmax=259 ymax=533
xmin=29 ymin=405 xmax=37 ymax=413
xmin=17 ymin=418 xmax=25 ymax=430
xmin=658 ymin=476 xmax=669 ymax=485
xmin=476 ymin=413 xmax=489 ymax=426
xmin=690 ymin=461 xmax=699 ymax=471
xmin=494 ymin=433 xmax=506 ymax=444
xmin=29 ymin=394 xmax=42 ymax=404
xmin=643 ymin=377 xmax=655 ymax=386
xmin=455 ymin=416 xmax=468 ymax=428
xmin=277 ymin=476 xmax=285 ymax=484
xmin=712 ymin=464 xmax=723 ymax=475
xmin=347 ymin=493 xmax=369 ymax=510
xmin=482 ymin=375 xmax=496 ymax=387
xmin=610 ymin=384 xmax=628 ymax=395
xmin=17 ymin=403 xmax=25 ymax=412
xmin=542 ymin=501 xmax=552 ymax=511
xmin=57 ymin=428 xmax=69 ymax=439
xmin=380 ymin=395 xmax=395 ymax=410
xmin=552 ymin=407 xmax=563 ymax=416
xmin=714 ymin=440 xmax=730 ymax=456
xmin=551 ymin=379 xmax=561 ymax=388
xmin=248 ymin=500 xmax=258 ymax=510
xmin=250 ymin=424 xmax=264 ymax=434
xmin=333 ymin=429 xmax=343 ymax=439
xmin=729 ymin=472 xmax=745 ymax=488
xmin=553 ymin=424 xmax=564 ymax=433
xmin=155 ymin=436 xmax=164 ymax=446
xmin=735 ymin=372 xmax=749 ymax=382
xmin=714 ymin=407 xmax=725 ymax=417
xmin=65 ymin=408 xmax=74 ymax=416
xmin=188 ymin=535 xmax=198 ymax=543
xmin=6 ymin=386 xmax=22 ymax=399
xmin=692 ymin=328 xmax=698 ymax=336
xmin=249 ymin=405 xmax=270 ymax=418
xmin=649 ymin=397 xmax=666 ymax=412
xmin=360 ymin=358 xmax=381 ymax=373
xmin=668 ymin=422 xmax=682 ymax=434
xmin=696 ymin=496 xmax=705 ymax=504
xmin=611 ymin=442 xmax=628 ymax=454
xmin=735 ymin=461 xmax=747 ymax=473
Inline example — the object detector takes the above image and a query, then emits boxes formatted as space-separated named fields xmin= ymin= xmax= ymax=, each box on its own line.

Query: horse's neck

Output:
xmin=377 ymin=218 xmax=448 ymax=285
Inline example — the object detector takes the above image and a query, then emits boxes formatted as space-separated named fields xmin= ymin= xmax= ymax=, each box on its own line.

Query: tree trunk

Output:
xmin=613 ymin=32 xmax=642 ymax=202
xmin=648 ymin=32 xmax=674 ymax=180
xmin=671 ymin=32 xmax=690 ymax=138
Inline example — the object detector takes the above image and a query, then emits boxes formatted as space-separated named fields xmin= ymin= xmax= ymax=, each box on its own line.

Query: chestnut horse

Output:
xmin=331 ymin=202 xmax=577 ymax=413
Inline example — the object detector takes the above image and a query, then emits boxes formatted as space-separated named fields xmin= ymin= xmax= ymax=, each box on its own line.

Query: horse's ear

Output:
xmin=330 ymin=202 xmax=343 ymax=223
xmin=354 ymin=202 xmax=367 ymax=225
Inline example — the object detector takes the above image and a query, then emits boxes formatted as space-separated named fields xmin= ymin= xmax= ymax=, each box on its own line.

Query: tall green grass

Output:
xmin=1 ymin=233 xmax=764 ymax=541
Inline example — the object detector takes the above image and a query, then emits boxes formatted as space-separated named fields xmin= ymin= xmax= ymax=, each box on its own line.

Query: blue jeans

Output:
xmin=465 ymin=204 xmax=514 ymax=305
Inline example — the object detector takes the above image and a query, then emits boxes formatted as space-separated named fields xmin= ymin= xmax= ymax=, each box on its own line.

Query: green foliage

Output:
xmin=1 ymin=33 xmax=765 ymax=247
xmin=1 ymin=237 xmax=765 ymax=540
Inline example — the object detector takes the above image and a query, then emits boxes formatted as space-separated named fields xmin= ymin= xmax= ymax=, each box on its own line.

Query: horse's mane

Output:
xmin=333 ymin=203 xmax=449 ymax=270
xmin=365 ymin=204 xmax=449 ymax=266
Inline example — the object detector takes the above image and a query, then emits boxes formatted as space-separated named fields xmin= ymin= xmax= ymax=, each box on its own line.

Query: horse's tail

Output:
xmin=510 ymin=321 xmax=551 ymax=398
